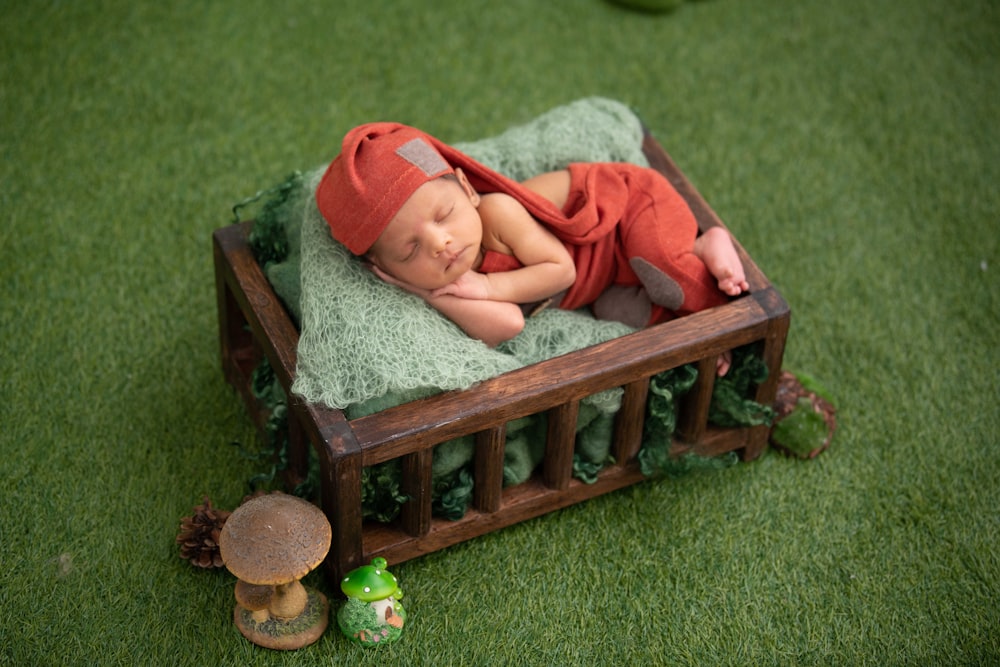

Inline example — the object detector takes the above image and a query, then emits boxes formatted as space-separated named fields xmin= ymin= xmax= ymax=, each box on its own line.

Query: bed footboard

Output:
xmin=213 ymin=134 xmax=790 ymax=585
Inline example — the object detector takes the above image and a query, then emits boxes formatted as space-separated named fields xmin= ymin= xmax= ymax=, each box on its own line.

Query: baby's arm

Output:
xmin=370 ymin=264 xmax=524 ymax=347
xmin=434 ymin=193 xmax=576 ymax=304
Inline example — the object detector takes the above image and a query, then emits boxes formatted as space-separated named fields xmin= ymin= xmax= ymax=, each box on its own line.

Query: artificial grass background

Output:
xmin=1 ymin=0 xmax=997 ymax=664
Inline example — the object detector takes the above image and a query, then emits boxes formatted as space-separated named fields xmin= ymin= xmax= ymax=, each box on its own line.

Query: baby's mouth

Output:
xmin=445 ymin=246 xmax=466 ymax=271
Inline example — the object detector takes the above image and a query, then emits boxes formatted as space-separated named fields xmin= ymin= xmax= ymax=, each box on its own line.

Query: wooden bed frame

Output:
xmin=213 ymin=133 xmax=790 ymax=586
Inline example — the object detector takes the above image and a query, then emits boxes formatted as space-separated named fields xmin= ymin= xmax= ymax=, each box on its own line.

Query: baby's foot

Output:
xmin=693 ymin=227 xmax=749 ymax=296
xmin=716 ymin=349 xmax=732 ymax=376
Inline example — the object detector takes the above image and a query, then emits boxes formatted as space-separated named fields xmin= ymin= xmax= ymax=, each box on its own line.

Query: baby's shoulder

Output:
xmin=478 ymin=190 xmax=523 ymax=213
xmin=478 ymin=191 xmax=532 ymax=228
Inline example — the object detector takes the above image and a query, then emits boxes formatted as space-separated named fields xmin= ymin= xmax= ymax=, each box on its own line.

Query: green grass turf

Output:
xmin=2 ymin=0 xmax=998 ymax=664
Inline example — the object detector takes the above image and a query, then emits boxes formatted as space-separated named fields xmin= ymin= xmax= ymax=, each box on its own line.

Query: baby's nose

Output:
xmin=429 ymin=228 xmax=449 ymax=254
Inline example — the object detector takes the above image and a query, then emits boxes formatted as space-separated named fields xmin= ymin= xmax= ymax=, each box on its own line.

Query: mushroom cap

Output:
xmin=219 ymin=493 xmax=331 ymax=585
xmin=340 ymin=557 xmax=399 ymax=602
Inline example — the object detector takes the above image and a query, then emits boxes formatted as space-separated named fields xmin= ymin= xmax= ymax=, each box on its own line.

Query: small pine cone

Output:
xmin=177 ymin=496 xmax=232 ymax=568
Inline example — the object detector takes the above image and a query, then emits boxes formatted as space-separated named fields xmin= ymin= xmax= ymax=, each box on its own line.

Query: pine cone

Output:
xmin=177 ymin=496 xmax=231 ymax=568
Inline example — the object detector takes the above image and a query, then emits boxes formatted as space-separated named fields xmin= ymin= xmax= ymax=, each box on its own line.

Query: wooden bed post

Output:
xmin=743 ymin=287 xmax=791 ymax=460
xmin=293 ymin=399 xmax=365 ymax=584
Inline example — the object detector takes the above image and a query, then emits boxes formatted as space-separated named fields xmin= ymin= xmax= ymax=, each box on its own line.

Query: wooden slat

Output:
xmin=543 ymin=400 xmax=579 ymax=490
xmin=400 ymin=449 xmax=433 ymax=537
xmin=676 ymin=356 xmax=718 ymax=444
xmin=612 ymin=379 xmax=650 ymax=464
xmin=474 ymin=425 xmax=506 ymax=513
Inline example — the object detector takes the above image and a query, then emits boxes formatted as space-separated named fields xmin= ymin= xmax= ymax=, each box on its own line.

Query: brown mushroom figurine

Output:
xmin=218 ymin=492 xmax=331 ymax=650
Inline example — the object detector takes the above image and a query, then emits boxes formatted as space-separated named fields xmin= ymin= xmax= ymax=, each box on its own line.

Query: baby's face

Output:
xmin=368 ymin=170 xmax=484 ymax=290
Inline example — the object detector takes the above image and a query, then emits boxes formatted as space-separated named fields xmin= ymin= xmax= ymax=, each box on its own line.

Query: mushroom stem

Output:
xmin=234 ymin=579 xmax=274 ymax=624
xmin=269 ymin=579 xmax=308 ymax=620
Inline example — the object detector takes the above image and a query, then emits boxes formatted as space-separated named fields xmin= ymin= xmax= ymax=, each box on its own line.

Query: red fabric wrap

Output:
xmin=477 ymin=163 xmax=726 ymax=323
xmin=316 ymin=123 xmax=725 ymax=322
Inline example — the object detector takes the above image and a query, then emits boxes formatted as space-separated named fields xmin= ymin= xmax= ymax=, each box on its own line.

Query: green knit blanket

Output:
xmin=289 ymin=97 xmax=646 ymax=413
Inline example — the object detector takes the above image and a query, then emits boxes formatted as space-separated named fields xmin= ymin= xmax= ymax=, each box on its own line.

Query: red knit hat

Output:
xmin=316 ymin=122 xmax=456 ymax=255
xmin=316 ymin=122 xmax=613 ymax=255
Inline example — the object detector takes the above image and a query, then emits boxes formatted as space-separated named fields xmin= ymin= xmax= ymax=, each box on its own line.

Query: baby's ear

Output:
xmin=453 ymin=168 xmax=481 ymax=207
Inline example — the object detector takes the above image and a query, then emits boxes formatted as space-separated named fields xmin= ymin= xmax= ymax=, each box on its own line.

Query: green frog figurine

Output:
xmin=337 ymin=557 xmax=406 ymax=646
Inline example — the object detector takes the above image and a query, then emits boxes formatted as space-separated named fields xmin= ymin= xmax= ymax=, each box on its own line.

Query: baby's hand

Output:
xmin=431 ymin=271 xmax=491 ymax=300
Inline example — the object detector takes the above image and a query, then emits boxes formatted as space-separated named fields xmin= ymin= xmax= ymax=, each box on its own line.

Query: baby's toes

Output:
xmin=719 ymin=278 xmax=740 ymax=295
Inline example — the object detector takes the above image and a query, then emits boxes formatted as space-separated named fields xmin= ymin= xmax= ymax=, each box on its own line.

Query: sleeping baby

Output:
xmin=315 ymin=122 xmax=747 ymax=373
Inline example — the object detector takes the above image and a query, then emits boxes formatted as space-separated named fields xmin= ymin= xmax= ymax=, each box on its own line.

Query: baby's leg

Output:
xmin=615 ymin=167 xmax=730 ymax=315
xmin=521 ymin=169 xmax=571 ymax=210
xmin=692 ymin=227 xmax=749 ymax=296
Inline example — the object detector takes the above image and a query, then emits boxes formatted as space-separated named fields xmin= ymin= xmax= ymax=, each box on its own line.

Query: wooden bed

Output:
xmin=213 ymin=133 xmax=790 ymax=586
